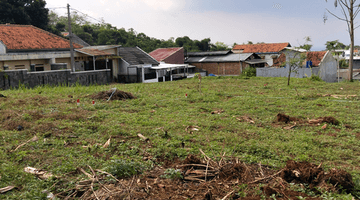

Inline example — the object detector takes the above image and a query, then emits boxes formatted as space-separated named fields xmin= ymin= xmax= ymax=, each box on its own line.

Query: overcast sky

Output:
xmin=45 ymin=0 xmax=357 ymax=51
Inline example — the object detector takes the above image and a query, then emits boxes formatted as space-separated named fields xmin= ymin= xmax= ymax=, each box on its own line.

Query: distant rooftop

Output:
xmin=62 ymin=32 xmax=90 ymax=47
xmin=76 ymin=45 xmax=121 ymax=56
xmin=0 ymin=24 xmax=82 ymax=51
xmin=187 ymin=50 xmax=232 ymax=57
xmin=149 ymin=47 xmax=183 ymax=62
xmin=307 ymin=51 xmax=327 ymax=67
xmin=185 ymin=53 xmax=266 ymax=64
xmin=119 ymin=47 xmax=159 ymax=65
xmin=233 ymin=43 xmax=291 ymax=53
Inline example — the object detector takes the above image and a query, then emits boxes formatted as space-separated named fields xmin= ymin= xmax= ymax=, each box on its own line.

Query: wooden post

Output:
xmin=67 ymin=4 xmax=75 ymax=72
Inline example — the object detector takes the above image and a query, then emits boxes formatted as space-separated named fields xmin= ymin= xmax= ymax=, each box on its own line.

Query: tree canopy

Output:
xmin=0 ymin=0 xmax=49 ymax=30
xmin=325 ymin=40 xmax=348 ymax=50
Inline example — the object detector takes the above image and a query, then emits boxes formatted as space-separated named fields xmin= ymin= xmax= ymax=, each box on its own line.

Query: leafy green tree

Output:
xmin=285 ymin=51 xmax=306 ymax=86
xmin=0 ymin=0 xmax=49 ymax=30
xmin=195 ymin=38 xmax=211 ymax=51
xmin=325 ymin=40 xmax=348 ymax=50
xmin=24 ymin=0 xmax=49 ymax=30
xmin=210 ymin=42 xmax=230 ymax=51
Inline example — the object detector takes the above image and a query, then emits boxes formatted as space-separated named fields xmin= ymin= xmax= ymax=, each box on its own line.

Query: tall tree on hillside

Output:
xmin=0 ymin=0 xmax=49 ymax=30
xmin=325 ymin=0 xmax=360 ymax=81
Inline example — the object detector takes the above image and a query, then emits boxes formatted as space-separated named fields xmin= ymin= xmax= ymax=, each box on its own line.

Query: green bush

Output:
xmin=339 ymin=59 xmax=349 ymax=69
xmin=106 ymin=159 xmax=145 ymax=178
xmin=160 ymin=168 xmax=183 ymax=180
xmin=309 ymin=75 xmax=322 ymax=82
xmin=242 ymin=67 xmax=257 ymax=77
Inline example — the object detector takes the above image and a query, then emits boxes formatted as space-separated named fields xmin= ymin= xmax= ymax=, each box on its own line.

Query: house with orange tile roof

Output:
xmin=0 ymin=24 xmax=86 ymax=71
xmin=0 ymin=24 xmax=126 ymax=79
xmin=149 ymin=47 xmax=184 ymax=64
xmin=232 ymin=43 xmax=291 ymax=66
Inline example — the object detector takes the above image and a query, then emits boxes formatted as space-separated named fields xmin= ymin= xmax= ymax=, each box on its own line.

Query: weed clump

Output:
xmin=106 ymin=159 xmax=145 ymax=178
xmin=91 ymin=90 xmax=136 ymax=101
xmin=309 ymin=75 xmax=322 ymax=81
xmin=242 ymin=67 xmax=256 ymax=77
xmin=161 ymin=168 xmax=183 ymax=180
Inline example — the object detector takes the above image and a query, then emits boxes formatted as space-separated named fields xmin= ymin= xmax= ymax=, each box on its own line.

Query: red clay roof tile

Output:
xmin=149 ymin=47 xmax=183 ymax=62
xmin=233 ymin=43 xmax=290 ymax=53
xmin=306 ymin=51 xmax=327 ymax=67
xmin=273 ymin=51 xmax=327 ymax=67
xmin=0 ymin=24 xmax=82 ymax=50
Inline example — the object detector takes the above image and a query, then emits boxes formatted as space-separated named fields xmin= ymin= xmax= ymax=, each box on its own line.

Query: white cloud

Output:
xmin=126 ymin=10 xmax=349 ymax=50
xmin=142 ymin=0 xmax=183 ymax=11
xmin=45 ymin=0 xmax=352 ymax=51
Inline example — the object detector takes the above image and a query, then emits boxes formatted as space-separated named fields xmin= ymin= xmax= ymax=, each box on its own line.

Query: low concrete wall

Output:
xmin=0 ymin=69 xmax=111 ymax=90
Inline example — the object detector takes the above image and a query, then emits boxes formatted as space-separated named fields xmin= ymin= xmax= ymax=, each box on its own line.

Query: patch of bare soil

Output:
xmin=276 ymin=113 xmax=303 ymax=124
xmin=91 ymin=90 xmax=136 ymax=101
xmin=281 ymin=160 xmax=354 ymax=193
xmin=274 ymin=113 xmax=340 ymax=129
xmin=56 ymin=155 xmax=355 ymax=200
xmin=0 ymin=110 xmax=31 ymax=131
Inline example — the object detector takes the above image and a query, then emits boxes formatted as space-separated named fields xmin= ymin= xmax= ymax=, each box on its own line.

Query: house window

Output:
xmin=35 ymin=64 xmax=44 ymax=71
xmin=15 ymin=65 xmax=25 ymax=70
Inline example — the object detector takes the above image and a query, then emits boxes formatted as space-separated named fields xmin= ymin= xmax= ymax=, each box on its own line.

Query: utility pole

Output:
xmin=67 ymin=4 xmax=75 ymax=72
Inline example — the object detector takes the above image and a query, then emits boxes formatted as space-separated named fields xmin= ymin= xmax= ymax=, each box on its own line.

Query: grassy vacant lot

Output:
xmin=1 ymin=76 xmax=360 ymax=199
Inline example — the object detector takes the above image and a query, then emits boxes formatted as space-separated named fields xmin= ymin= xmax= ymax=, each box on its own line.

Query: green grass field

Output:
xmin=1 ymin=76 xmax=360 ymax=199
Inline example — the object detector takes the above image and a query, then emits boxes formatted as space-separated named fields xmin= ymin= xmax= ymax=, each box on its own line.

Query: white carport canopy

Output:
xmin=150 ymin=63 xmax=194 ymax=70
xmin=151 ymin=63 xmax=194 ymax=82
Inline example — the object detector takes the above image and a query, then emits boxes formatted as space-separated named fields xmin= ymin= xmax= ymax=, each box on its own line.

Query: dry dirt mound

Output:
xmin=281 ymin=160 xmax=354 ymax=193
xmin=276 ymin=113 xmax=300 ymax=123
xmin=57 ymin=155 xmax=355 ymax=200
xmin=91 ymin=90 xmax=136 ymax=101
xmin=276 ymin=113 xmax=340 ymax=125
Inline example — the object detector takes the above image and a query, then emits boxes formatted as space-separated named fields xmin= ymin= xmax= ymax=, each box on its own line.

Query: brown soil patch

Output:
xmin=57 ymin=156 xmax=354 ymax=200
xmin=276 ymin=113 xmax=302 ymax=124
xmin=281 ymin=160 xmax=354 ymax=193
xmin=91 ymin=90 xmax=136 ymax=101
xmin=275 ymin=113 xmax=340 ymax=129
xmin=49 ymin=110 xmax=90 ymax=121
xmin=309 ymin=116 xmax=339 ymax=125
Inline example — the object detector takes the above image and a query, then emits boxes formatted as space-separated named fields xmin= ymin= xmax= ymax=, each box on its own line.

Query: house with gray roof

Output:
xmin=185 ymin=51 xmax=266 ymax=75
xmin=117 ymin=47 xmax=159 ymax=83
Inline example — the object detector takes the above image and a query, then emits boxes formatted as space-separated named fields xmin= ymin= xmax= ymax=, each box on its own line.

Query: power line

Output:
xmin=48 ymin=6 xmax=106 ymax=24
xmin=48 ymin=7 xmax=66 ymax=9
xmin=70 ymin=8 xmax=106 ymax=24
